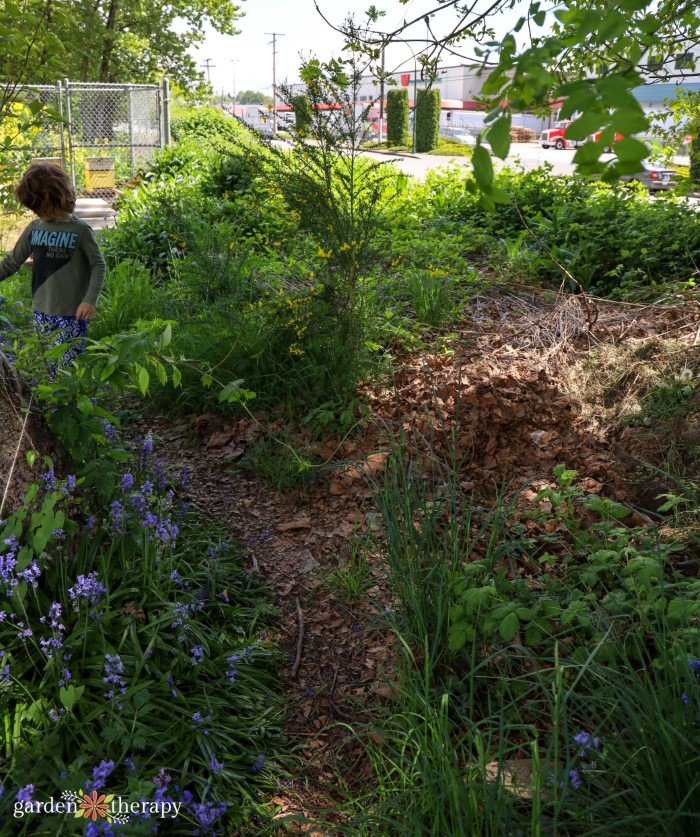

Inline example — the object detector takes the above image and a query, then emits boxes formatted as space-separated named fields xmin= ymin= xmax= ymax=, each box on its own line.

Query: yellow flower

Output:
xmin=317 ymin=247 xmax=332 ymax=258
xmin=339 ymin=243 xmax=351 ymax=252
xmin=309 ymin=271 xmax=314 ymax=279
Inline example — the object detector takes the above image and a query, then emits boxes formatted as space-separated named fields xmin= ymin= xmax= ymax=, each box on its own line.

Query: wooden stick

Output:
xmin=290 ymin=597 xmax=304 ymax=679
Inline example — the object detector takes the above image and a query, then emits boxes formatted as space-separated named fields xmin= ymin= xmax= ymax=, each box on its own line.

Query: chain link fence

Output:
xmin=8 ymin=80 xmax=169 ymax=199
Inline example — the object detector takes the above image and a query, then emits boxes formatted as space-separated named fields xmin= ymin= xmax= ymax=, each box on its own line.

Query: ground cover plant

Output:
xmin=0 ymin=322 xmax=285 ymax=834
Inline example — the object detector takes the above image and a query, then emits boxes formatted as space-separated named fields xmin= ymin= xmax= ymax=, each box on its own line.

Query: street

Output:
xmin=361 ymin=143 xmax=589 ymax=178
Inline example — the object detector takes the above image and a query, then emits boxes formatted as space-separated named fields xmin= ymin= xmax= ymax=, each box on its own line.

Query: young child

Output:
xmin=0 ymin=162 xmax=106 ymax=369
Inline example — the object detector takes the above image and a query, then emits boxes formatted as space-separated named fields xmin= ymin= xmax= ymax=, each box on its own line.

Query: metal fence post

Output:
xmin=161 ymin=78 xmax=171 ymax=148
xmin=56 ymin=80 xmax=66 ymax=170
xmin=127 ymin=85 xmax=135 ymax=168
xmin=64 ymin=78 xmax=76 ymax=188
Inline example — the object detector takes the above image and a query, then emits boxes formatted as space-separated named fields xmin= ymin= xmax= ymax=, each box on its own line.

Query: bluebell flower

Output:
xmin=15 ymin=784 xmax=34 ymax=803
xmin=251 ymin=753 xmax=265 ymax=772
xmin=68 ymin=572 xmax=107 ymax=613
xmin=190 ymin=645 xmax=204 ymax=666
xmin=103 ymin=654 xmax=127 ymax=699
xmin=209 ymin=754 xmax=224 ymax=774
xmin=89 ymin=759 xmax=115 ymax=791
xmin=121 ymin=472 xmax=134 ymax=492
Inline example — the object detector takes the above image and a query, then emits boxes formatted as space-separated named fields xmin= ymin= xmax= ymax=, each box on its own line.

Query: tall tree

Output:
xmin=5 ymin=0 xmax=245 ymax=87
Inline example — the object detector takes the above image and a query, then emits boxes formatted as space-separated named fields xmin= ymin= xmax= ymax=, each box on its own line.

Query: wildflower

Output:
xmin=62 ymin=475 xmax=77 ymax=496
xmin=252 ymin=753 xmax=265 ymax=772
xmin=172 ymin=602 xmax=192 ymax=630
xmin=166 ymin=674 xmax=177 ymax=698
xmin=52 ymin=528 xmax=65 ymax=541
xmin=190 ymin=645 xmax=204 ymax=666
xmin=124 ymin=755 xmax=136 ymax=771
xmin=178 ymin=466 xmax=190 ymax=490
xmin=40 ymin=468 xmax=57 ymax=490
xmin=68 ymin=572 xmax=107 ymax=613
xmin=568 ymin=769 xmax=582 ymax=790
xmin=18 ymin=560 xmax=41 ymax=588
xmin=89 ymin=760 xmax=115 ymax=791
xmin=171 ymin=569 xmax=182 ymax=584
xmin=226 ymin=646 xmax=253 ymax=684
xmin=141 ymin=435 xmax=154 ymax=463
xmin=121 ymin=472 xmax=134 ymax=492
xmin=679 ymin=368 xmax=693 ymax=382
xmin=1 ymin=659 xmax=9 ymax=685
xmin=85 ymin=516 xmax=96 ymax=529
xmin=16 ymin=784 xmax=34 ymax=803
xmin=209 ymin=754 xmax=224 ymax=774
xmin=573 ymin=730 xmax=600 ymax=757
xmin=191 ymin=801 xmax=227 ymax=831
xmin=110 ymin=500 xmax=125 ymax=533
xmin=103 ymin=654 xmax=127 ymax=699
xmin=153 ymin=768 xmax=171 ymax=789
xmin=58 ymin=668 xmax=71 ymax=686
xmin=101 ymin=421 xmax=118 ymax=442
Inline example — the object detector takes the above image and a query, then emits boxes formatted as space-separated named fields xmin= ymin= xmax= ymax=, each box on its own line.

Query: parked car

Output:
xmin=449 ymin=130 xmax=477 ymax=145
xmin=592 ymin=129 xmax=625 ymax=153
xmin=540 ymin=120 xmax=584 ymax=149
xmin=618 ymin=160 xmax=678 ymax=192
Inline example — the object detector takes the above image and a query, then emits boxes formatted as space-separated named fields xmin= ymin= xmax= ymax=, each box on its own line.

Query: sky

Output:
xmin=188 ymin=0 xmax=524 ymax=98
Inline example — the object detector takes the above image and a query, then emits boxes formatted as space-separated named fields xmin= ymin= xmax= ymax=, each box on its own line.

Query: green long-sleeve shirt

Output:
xmin=0 ymin=216 xmax=106 ymax=315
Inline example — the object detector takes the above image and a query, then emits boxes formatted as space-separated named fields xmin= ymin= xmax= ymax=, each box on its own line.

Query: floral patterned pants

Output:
xmin=34 ymin=311 xmax=88 ymax=376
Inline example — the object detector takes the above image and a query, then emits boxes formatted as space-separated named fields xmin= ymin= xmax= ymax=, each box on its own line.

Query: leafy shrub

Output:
xmin=386 ymin=89 xmax=409 ymax=147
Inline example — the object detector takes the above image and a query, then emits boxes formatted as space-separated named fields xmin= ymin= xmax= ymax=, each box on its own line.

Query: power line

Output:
xmin=265 ymin=32 xmax=285 ymax=134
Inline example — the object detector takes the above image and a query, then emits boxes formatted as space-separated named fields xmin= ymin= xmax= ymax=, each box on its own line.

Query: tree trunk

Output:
xmin=0 ymin=352 xmax=69 ymax=516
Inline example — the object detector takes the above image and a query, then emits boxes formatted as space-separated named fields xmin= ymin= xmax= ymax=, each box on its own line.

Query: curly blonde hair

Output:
xmin=15 ymin=162 xmax=76 ymax=219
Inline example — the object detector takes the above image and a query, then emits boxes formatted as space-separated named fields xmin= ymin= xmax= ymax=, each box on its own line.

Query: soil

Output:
xmin=133 ymin=286 xmax=700 ymax=832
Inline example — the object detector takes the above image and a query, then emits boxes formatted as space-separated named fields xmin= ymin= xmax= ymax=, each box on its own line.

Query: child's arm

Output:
xmin=78 ymin=226 xmax=106 ymax=316
xmin=0 ymin=226 xmax=31 ymax=282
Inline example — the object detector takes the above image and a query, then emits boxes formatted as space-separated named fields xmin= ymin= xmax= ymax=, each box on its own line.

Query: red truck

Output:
xmin=592 ymin=130 xmax=625 ymax=152
xmin=540 ymin=120 xmax=585 ymax=149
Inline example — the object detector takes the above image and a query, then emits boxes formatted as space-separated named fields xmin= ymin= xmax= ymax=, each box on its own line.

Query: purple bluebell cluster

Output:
xmin=1 ymin=536 xmax=42 ymax=591
xmin=190 ymin=645 xmax=204 ymax=666
xmin=100 ymin=420 xmax=118 ymax=443
xmin=209 ymin=754 xmax=224 ymax=774
xmin=225 ymin=646 xmax=254 ymax=684
xmin=68 ymin=571 xmax=107 ymax=614
xmin=251 ymin=753 xmax=265 ymax=772
xmin=557 ymin=729 xmax=603 ymax=793
xmin=39 ymin=602 xmax=65 ymax=659
xmin=103 ymin=653 xmax=127 ymax=700
xmin=191 ymin=800 xmax=227 ymax=833
xmin=15 ymin=784 xmax=34 ymax=803
xmin=88 ymin=759 xmax=115 ymax=791
xmin=1 ymin=655 xmax=9 ymax=685
xmin=0 ymin=536 xmax=20 ymax=593
xmin=573 ymin=730 xmax=600 ymax=758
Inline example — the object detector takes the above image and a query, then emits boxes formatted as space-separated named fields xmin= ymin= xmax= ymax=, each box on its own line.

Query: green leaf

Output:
xmin=499 ymin=611 xmax=520 ymax=641
xmin=472 ymin=145 xmax=495 ymax=190
xmin=486 ymin=115 xmax=511 ymax=159
xmin=59 ymin=684 xmax=85 ymax=712
xmin=171 ymin=366 xmax=182 ymax=388
xmin=137 ymin=366 xmax=149 ymax=395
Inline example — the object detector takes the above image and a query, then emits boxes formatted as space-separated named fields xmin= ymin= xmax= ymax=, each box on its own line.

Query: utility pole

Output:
xmin=378 ymin=47 xmax=385 ymax=145
xmin=265 ymin=32 xmax=285 ymax=134
xmin=200 ymin=58 xmax=215 ymax=85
